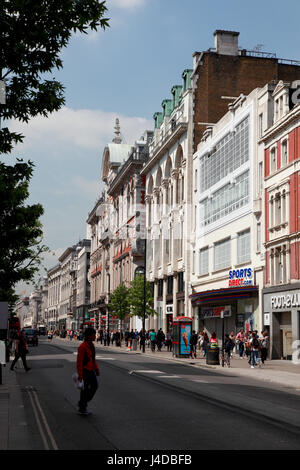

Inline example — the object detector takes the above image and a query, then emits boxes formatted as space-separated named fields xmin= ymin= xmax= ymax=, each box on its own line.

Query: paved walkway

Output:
xmin=1 ymin=336 xmax=300 ymax=449
xmin=91 ymin=339 xmax=300 ymax=389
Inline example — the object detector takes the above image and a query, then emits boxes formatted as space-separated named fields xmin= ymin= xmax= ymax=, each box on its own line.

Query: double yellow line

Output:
xmin=26 ymin=386 xmax=59 ymax=450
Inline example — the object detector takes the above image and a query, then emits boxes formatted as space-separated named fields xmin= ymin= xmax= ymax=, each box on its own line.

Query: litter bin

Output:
xmin=132 ymin=339 xmax=138 ymax=351
xmin=206 ymin=346 xmax=220 ymax=365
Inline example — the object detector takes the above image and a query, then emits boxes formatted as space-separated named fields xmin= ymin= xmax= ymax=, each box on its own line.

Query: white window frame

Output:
xmin=199 ymin=246 xmax=209 ymax=276
xmin=214 ymin=238 xmax=231 ymax=271
xmin=237 ymin=229 xmax=251 ymax=265
xmin=270 ymin=146 xmax=277 ymax=173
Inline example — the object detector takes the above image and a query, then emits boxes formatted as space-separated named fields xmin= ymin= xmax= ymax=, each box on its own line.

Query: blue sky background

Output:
xmin=12 ymin=0 xmax=300 ymax=294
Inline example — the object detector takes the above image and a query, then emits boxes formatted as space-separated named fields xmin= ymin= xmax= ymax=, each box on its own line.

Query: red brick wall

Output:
xmin=290 ymin=241 xmax=300 ymax=280
xmin=193 ymin=53 xmax=300 ymax=151
xmin=265 ymin=189 xmax=269 ymax=243
xmin=277 ymin=140 xmax=281 ymax=170
xmin=265 ymin=148 xmax=270 ymax=178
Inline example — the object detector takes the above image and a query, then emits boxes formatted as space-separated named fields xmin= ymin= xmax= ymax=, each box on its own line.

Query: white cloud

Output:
xmin=10 ymin=107 xmax=153 ymax=155
xmin=72 ymin=176 xmax=102 ymax=199
xmin=109 ymin=0 xmax=147 ymax=9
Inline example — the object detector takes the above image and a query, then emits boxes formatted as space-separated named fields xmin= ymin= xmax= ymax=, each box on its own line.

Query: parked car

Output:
xmin=24 ymin=329 xmax=38 ymax=346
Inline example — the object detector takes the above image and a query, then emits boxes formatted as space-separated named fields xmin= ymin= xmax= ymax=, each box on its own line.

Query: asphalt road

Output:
xmin=14 ymin=338 xmax=300 ymax=451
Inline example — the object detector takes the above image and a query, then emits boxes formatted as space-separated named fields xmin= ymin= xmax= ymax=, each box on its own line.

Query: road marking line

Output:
xmin=159 ymin=376 xmax=181 ymax=379
xmin=95 ymin=356 xmax=115 ymax=360
xmin=26 ymin=388 xmax=49 ymax=450
xmin=129 ymin=370 xmax=165 ymax=375
xmin=32 ymin=390 xmax=59 ymax=451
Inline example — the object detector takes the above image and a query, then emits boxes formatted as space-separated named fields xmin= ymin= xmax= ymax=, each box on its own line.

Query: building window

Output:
xmin=199 ymin=116 xmax=249 ymax=192
xmin=259 ymin=113 xmax=263 ymax=138
xmin=270 ymin=147 xmax=277 ymax=173
xmin=256 ymin=222 xmax=261 ymax=253
xmin=158 ymin=279 xmax=163 ymax=297
xmin=214 ymin=238 xmax=231 ymax=271
xmin=275 ymin=193 xmax=281 ymax=226
xmin=199 ymin=246 xmax=209 ymax=275
xmin=237 ymin=229 xmax=251 ymax=264
xmin=269 ymin=195 xmax=274 ymax=228
xmin=270 ymin=245 xmax=288 ymax=285
xmin=200 ymin=170 xmax=249 ymax=227
xmin=281 ymin=140 xmax=288 ymax=167
xmin=177 ymin=272 xmax=185 ymax=293
xmin=167 ymin=276 xmax=173 ymax=295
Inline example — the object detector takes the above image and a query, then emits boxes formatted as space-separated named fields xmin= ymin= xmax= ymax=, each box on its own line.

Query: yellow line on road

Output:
xmin=26 ymin=387 xmax=49 ymax=450
xmin=26 ymin=386 xmax=59 ymax=450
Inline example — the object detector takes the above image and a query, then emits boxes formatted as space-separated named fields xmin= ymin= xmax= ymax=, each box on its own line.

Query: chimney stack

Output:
xmin=214 ymin=30 xmax=240 ymax=56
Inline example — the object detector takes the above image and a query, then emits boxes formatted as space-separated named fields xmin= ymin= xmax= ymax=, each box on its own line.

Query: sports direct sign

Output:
xmin=228 ymin=267 xmax=254 ymax=287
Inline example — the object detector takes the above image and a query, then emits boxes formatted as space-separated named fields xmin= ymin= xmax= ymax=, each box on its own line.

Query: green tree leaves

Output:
xmin=127 ymin=274 xmax=157 ymax=320
xmin=0 ymin=1 xmax=109 ymax=304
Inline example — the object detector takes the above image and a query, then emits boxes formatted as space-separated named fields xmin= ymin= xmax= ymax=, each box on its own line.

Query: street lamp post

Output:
xmin=142 ymin=237 xmax=146 ymax=353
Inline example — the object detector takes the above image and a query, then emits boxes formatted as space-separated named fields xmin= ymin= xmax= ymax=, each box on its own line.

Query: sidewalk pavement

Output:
xmin=0 ymin=362 xmax=31 ymax=450
xmin=90 ymin=339 xmax=300 ymax=390
xmin=1 ymin=337 xmax=300 ymax=450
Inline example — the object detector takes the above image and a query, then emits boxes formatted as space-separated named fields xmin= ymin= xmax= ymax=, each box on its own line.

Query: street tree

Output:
xmin=127 ymin=274 xmax=157 ymax=324
xmin=0 ymin=0 xmax=109 ymax=305
xmin=109 ymin=283 xmax=130 ymax=344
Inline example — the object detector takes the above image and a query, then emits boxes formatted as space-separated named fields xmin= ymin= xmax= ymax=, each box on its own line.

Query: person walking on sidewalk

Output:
xmin=250 ymin=332 xmax=261 ymax=369
xmin=209 ymin=332 xmax=219 ymax=349
xmin=10 ymin=330 xmax=31 ymax=372
xmin=77 ymin=327 xmax=100 ymax=415
xmin=236 ymin=329 xmax=245 ymax=358
xmin=260 ymin=330 xmax=269 ymax=365
xmin=190 ymin=330 xmax=198 ymax=359
xmin=139 ymin=329 xmax=146 ymax=351
xmin=156 ymin=328 xmax=165 ymax=352
xmin=201 ymin=332 xmax=209 ymax=357
xmin=166 ymin=331 xmax=172 ymax=352
xmin=149 ymin=329 xmax=156 ymax=352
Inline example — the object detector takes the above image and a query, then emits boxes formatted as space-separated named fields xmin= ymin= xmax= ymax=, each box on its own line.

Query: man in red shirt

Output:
xmin=77 ymin=328 xmax=100 ymax=415
xmin=10 ymin=330 xmax=31 ymax=372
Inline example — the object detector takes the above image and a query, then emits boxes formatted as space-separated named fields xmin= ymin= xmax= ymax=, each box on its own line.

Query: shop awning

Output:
xmin=190 ymin=286 xmax=258 ymax=304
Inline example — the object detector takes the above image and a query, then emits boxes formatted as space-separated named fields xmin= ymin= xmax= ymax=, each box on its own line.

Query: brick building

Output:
xmin=262 ymin=80 xmax=300 ymax=359
xmin=142 ymin=29 xmax=300 ymax=332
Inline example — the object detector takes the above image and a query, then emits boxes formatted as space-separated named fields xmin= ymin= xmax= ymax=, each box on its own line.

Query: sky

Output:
xmin=11 ymin=0 xmax=300 ymax=295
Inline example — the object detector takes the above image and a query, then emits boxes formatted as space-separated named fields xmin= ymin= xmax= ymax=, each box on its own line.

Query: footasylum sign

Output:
xmin=271 ymin=293 xmax=300 ymax=309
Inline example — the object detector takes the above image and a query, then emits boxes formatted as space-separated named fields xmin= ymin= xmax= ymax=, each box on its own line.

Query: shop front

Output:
xmin=190 ymin=285 xmax=259 ymax=345
xmin=263 ymin=285 xmax=300 ymax=360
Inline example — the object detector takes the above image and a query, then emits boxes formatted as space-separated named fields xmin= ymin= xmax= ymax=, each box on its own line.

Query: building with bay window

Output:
xmin=262 ymin=80 xmax=300 ymax=359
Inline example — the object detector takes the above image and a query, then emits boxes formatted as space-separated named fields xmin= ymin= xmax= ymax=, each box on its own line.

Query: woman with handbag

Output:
xmin=10 ymin=329 xmax=31 ymax=372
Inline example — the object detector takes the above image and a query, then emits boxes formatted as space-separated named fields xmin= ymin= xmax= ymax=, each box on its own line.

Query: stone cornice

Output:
xmin=260 ymin=104 xmax=300 ymax=144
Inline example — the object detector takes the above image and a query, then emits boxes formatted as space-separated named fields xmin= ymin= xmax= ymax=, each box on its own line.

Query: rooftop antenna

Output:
xmin=253 ymin=44 xmax=264 ymax=52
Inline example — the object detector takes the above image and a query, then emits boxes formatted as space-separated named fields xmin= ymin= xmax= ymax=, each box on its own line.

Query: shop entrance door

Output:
xmin=279 ymin=311 xmax=292 ymax=360
xmin=281 ymin=327 xmax=293 ymax=360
